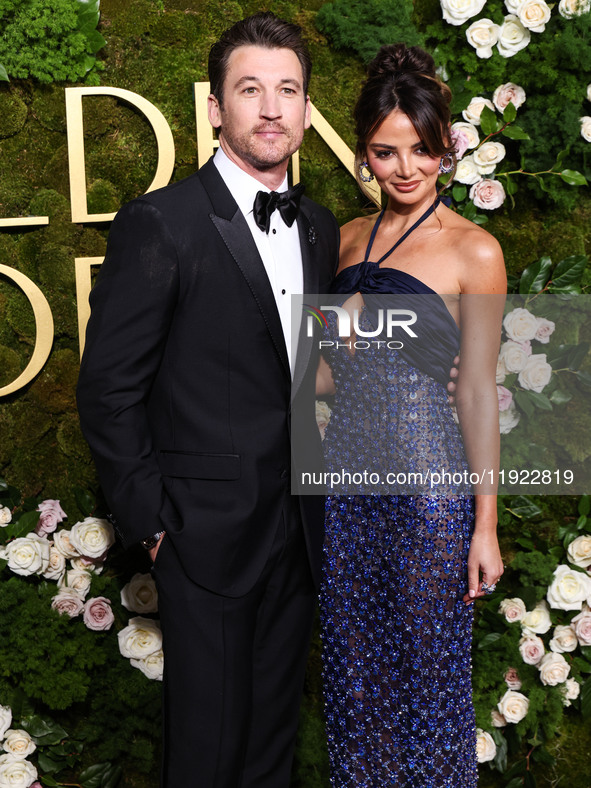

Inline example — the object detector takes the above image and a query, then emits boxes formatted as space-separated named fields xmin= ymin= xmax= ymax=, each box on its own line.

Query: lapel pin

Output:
xmin=308 ymin=226 xmax=317 ymax=245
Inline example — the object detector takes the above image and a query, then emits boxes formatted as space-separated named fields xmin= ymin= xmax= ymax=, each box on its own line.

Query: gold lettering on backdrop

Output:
xmin=0 ymin=216 xmax=50 ymax=229
xmin=75 ymin=257 xmax=103 ymax=357
xmin=0 ymin=265 xmax=54 ymax=396
xmin=65 ymin=87 xmax=176 ymax=223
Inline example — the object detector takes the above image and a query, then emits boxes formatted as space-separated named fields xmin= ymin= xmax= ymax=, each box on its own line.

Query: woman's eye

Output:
xmin=375 ymin=150 xmax=392 ymax=159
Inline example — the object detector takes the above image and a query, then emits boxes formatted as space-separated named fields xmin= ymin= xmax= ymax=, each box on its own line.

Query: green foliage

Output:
xmin=0 ymin=0 xmax=106 ymax=84
xmin=315 ymin=0 xmax=424 ymax=63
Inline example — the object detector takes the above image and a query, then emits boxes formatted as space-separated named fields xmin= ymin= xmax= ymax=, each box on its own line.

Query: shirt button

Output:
xmin=281 ymin=289 xmax=286 ymax=295
xmin=272 ymin=229 xmax=277 ymax=234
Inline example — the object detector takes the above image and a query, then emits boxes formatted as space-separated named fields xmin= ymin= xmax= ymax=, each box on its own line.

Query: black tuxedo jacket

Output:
xmin=77 ymin=158 xmax=338 ymax=597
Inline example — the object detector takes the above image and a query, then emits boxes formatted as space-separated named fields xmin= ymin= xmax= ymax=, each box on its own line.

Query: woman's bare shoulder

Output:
xmin=441 ymin=207 xmax=506 ymax=292
xmin=338 ymin=213 xmax=379 ymax=272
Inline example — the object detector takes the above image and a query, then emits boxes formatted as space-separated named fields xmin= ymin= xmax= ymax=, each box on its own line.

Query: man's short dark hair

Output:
xmin=208 ymin=12 xmax=312 ymax=105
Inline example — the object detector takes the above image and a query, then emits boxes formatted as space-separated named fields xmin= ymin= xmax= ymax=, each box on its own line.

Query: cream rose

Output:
xmin=5 ymin=534 xmax=50 ymax=577
xmin=0 ymin=707 xmax=12 ymax=739
xmin=0 ymin=755 xmax=38 ymax=788
xmin=505 ymin=0 xmax=525 ymax=12
xmin=534 ymin=316 xmax=555 ymax=344
xmin=59 ymin=569 xmax=92 ymax=599
xmin=499 ymin=402 xmax=520 ymax=434
xmin=51 ymin=589 xmax=84 ymax=618
xmin=580 ymin=117 xmax=591 ymax=143
xmin=563 ymin=677 xmax=581 ymax=704
xmin=499 ymin=340 xmax=528 ymax=373
xmin=70 ymin=555 xmax=103 ymax=574
xmin=463 ymin=97 xmax=496 ymax=125
xmin=41 ymin=545 xmax=66 ymax=582
xmin=567 ymin=535 xmax=591 ymax=569
xmin=519 ymin=0 xmax=552 ymax=32
xmin=2 ymin=730 xmax=36 ymax=759
xmin=497 ymin=385 xmax=513 ymax=412
xmin=496 ymin=356 xmax=507 ymax=384
xmin=315 ymin=401 xmax=332 ymax=441
xmin=118 ymin=617 xmax=162 ymax=660
xmin=121 ymin=573 xmax=159 ymax=614
xmin=440 ymin=0 xmax=488 ymax=25
xmin=493 ymin=82 xmax=526 ymax=111
xmin=497 ymin=15 xmax=531 ymax=57
xmin=491 ymin=709 xmax=507 ymax=727
xmin=549 ymin=624 xmax=578 ymax=653
xmin=547 ymin=564 xmax=591 ymax=611
xmin=52 ymin=529 xmax=80 ymax=559
xmin=504 ymin=667 xmax=522 ymax=690
xmin=497 ymin=689 xmax=529 ymax=723
xmin=518 ymin=354 xmax=552 ymax=393
xmin=69 ymin=517 xmax=114 ymax=560
xmin=499 ymin=597 xmax=526 ymax=623
xmin=571 ymin=607 xmax=591 ymax=646
xmin=521 ymin=601 xmax=552 ymax=635
xmin=451 ymin=127 xmax=470 ymax=159
xmin=503 ymin=307 xmax=538 ymax=342
xmin=558 ymin=0 xmax=591 ymax=17
xmin=0 ymin=507 xmax=11 ymax=525
xmin=476 ymin=729 xmax=496 ymax=762
xmin=473 ymin=142 xmax=506 ymax=174
xmin=454 ymin=157 xmax=481 ymax=186
xmin=83 ymin=597 xmax=115 ymax=631
xmin=539 ymin=652 xmax=570 ymax=686
xmin=519 ymin=634 xmax=545 ymax=665
xmin=451 ymin=122 xmax=480 ymax=150
xmin=466 ymin=18 xmax=500 ymax=58
xmin=470 ymin=179 xmax=506 ymax=209
xmin=131 ymin=648 xmax=164 ymax=681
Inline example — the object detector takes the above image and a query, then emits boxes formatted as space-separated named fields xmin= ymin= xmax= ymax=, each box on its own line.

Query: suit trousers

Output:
xmin=152 ymin=501 xmax=317 ymax=787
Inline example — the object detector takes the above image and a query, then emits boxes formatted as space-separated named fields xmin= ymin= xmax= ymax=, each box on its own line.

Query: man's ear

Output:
xmin=304 ymin=95 xmax=312 ymax=130
xmin=208 ymin=93 xmax=222 ymax=129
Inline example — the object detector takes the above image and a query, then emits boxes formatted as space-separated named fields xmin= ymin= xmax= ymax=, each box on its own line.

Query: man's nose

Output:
xmin=260 ymin=91 xmax=281 ymax=119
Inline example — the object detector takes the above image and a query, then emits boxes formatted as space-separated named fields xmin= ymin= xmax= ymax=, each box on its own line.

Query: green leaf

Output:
xmin=85 ymin=30 xmax=107 ymax=54
xmin=550 ymin=254 xmax=588 ymax=288
xmin=491 ymin=729 xmax=508 ymax=772
xmin=578 ymin=495 xmax=590 ymax=517
xmin=6 ymin=509 xmax=41 ymax=540
xmin=80 ymin=762 xmax=122 ymax=788
xmin=502 ymin=125 xmax=531 ymax=141
xmin=575 ymin=370 xmax=591 ymax=386
xmin=554 ymin=149 xmax=568 ymax=171
xmin=40 ymin=776 xmax=62 ymax=787
xmin=560 ymin=169 xmax=587 ymax=186
xmin=462 ymin=201 xmax=477 ymax=221
xmin=74 ymin=487 xmax=96 ymax=517
xmin=471 ymin=212 xmax=488 ymax=225
xmin=503 ymin=102 xmax=517 ymax=123
xmin=78 ymin=9 xmax=100 ymax=32
xmin=22 ymin=715 xmax=68 ymax=746
xmin=526 ymin=391 xmax=553 ymax=411
xmin=519 ymin=256 xmax=552 ymax=294
xmin=514 ymin=389 xmax=535 ymax=418
xmin=0 ymin=63 xmax=8 ymax=82
xmin=549 ymin=388 xmax=571 ymax=405
xmin=506 ymin=496 xmax=542 ymax=520
xmin=480 ymin=105 xmax=499 ymax=136
xmin=505 ymin=176 xmax=518 ymax=196
xmin=452 ymin=184 xmax=467 ymax=202
xmin=477 ymin=632 xmax=503 ymax=649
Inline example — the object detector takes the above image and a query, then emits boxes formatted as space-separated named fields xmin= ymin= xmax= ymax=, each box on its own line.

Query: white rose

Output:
xmin=498 ymin=689 xmax=529 ymax=723
xmin=2 ymin=730 xmax=35 ymax=759
xmin=563 ymin=677 xmax=581 ymax=704
xmin=5 ymin=533 xmax=50 ymax=577
xmin=315 ymin=400 xmax=332 ymax=441
xmin=519 ymin=0 xmax=552 ymax=32
xmin=466 ymin=18 xmax=500 ymax=58
xmin=519 ymin=634 xmax=545 ymax=665
xmin=69 ymin=517 xmax=114 ymax=560
xmin=567 ymin=535 xmax=591 ymax=570
xmin=505 ymin=0 xmax=525 ymax=12
xmin=70 ymin=555 xmax=104 ymax=574
xmin=440 ymin=0 xmax=488 ymax=25
xmin=558 ymin=0 xmax=590 ymax=17
xmin=451 ymin=122 xmax=480 ymax=149
xmin=454 ymin=156 xmax=482 ymax=185
xmin=59 ymin=569 xmax=92 ymax=599
xmin=52 ymin=529 xmax=80 ymax=559
xmin=491 ymin=709 xmax=507 ymax=727
xmin=470 ymin=178 xmax=506 ymax=209
xmin=522 ymin=601 xmax=552 ymax=635
xmin=0 ymin=755 xmax=38 ymax=788
xmin=0 ymin=507 xmax=11 ymax=525
xmin=539 ymin=652 xmax=570 ymax=686
xmin=549 ymin=624 xmax=578 ymax=653
xmin=518 ymin=354 xmax=552 ymax=393
xmin=473 ymin=142 xmax=506 ymax=174
xmin=118 ymin=617 xmax=162 ymax=660
xmin=499 ymin=597 xmax=526 ymax=623
xmin=571 ymin=607 xmax=591 ymax=645
xmin=476 ymin=729 xmax=497 ymax=762
xmin=496 ymin=356 xmax=507 ymax=384
xmin=493 ymin=82 xmax=526 ymax=111
xmin=121 ymin=573 xmax=159 ymax=614
xmin=533 ymin=316 xmax=555 ymax=344
xmin=499 ymin=340 xmax=528 ymax=372
xmin=0 ymin=707 xmax=12 ymax=739
xmin=499 ymin=402 xmax=520 ymax=434
xmin=130 ymin=648 xmax=164 ymax=681
xmin=51 ymin=588 xmax=84 ymax=618
xmin=580 ymin=117 xmax=591 ymax=143
xmin=41 ymin=545 xmax=66 ymax=582
xmin=587 ymin=84 xmax=591 ymax=102
xmin=497 ymin=15 xmax=531 ymax=57
xmin=463 ymin=96 xmax=496 ymax=126
xmin=503 ymin=308 xmax=538 ymax=342
xmin=547 ymin=564 xmax=591 ymax=611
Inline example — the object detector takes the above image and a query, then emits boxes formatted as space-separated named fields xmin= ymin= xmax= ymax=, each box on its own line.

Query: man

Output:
xmin=76 ymin=12 xmax=338 ymax=788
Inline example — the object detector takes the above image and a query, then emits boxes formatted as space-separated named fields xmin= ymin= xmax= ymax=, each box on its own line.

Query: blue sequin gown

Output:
xmin=319 ymin=208 xmax=477 ymax=787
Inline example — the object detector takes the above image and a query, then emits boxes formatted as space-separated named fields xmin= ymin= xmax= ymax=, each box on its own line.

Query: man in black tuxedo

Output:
xmin=76 ymin=11 xmax=338 ymax=788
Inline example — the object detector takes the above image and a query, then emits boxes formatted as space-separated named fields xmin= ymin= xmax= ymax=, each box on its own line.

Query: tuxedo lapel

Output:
xmin=199 ymin=160 xmax=290 ymax=378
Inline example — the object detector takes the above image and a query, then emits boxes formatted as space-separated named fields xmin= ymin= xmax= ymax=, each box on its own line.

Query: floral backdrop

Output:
xmin=0 ymin=1 xmax=590 ymax=787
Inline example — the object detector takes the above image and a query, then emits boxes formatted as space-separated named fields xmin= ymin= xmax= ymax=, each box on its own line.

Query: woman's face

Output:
xmin=365 ymin=109 xmax=441 ymax=207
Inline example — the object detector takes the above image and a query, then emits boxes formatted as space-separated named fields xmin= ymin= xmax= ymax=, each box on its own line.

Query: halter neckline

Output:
xmin=364 ymin=197 xmax=441 ymax=266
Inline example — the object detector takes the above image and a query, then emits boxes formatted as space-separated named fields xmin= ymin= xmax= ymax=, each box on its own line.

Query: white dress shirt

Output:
xmin=213 ymin=147 xmax=303 ymax=374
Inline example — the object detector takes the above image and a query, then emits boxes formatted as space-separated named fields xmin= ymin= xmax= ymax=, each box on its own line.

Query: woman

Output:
xmin=318 ymin=43 xmax=506 ymax=786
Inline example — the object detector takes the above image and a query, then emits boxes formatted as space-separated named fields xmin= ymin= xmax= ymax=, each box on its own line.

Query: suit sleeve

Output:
xmin=77 ymin=198 xmax=180 ymax=547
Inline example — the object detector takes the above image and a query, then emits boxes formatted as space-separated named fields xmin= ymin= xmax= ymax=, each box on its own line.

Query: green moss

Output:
xmin=30 ymin=84 xmax=68 ymax=133
xmin=0 ymin=89 xmax=28 ymax=139
xmin=0 ymin=345 xmax=25 ymax=390
xmin=86 ymin=179 xmax=122 ymax=215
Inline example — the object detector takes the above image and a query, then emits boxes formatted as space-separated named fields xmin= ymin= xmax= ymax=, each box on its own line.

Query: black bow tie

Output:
xmin=253 ymin=183 xmax=305 ymax=233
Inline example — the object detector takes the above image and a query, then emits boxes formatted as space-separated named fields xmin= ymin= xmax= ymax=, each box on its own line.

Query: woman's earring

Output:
xmin=358 ymin=161 xmax=374 ymax=182
xmin=439 ymin=154 xmax=454 ymax=174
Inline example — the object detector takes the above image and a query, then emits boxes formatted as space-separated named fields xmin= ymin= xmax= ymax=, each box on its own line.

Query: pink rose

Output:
xmin=82 ymin=597 xmax=115 ymax=631
xmin=534 ymin=317 xmax=555 ymax=344
xmin=35 ymin=500 xmax=67 ymax=537
xmin=470 ymin=178 xmax=506 ymax=209
xmin=451 ymin=127 xmax=470 ymax=159
xmin=492 ymin=82 xmax=526 ymax=112
xmin=517 ymin=340 xmax=532 ymax=356
xmin=497 ymin=385 xmax=513 ymax=411
xmin=519 ymin=635 xmax=545 ymax=665
xmin=51 ymin=589 xmax=84 ymax=618
xmin=504 ymin=667 xmax=522 ymax=690
xmin=571 ymin=608 xmax=591 ymax=646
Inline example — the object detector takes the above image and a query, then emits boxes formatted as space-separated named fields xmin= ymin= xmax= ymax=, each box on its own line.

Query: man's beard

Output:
xmin=223 ymin=123 xmax=302 ymax=172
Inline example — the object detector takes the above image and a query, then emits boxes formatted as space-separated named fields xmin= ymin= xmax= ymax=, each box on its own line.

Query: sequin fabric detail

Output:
xmin=319 ymin=311 xmax=477 ymax=787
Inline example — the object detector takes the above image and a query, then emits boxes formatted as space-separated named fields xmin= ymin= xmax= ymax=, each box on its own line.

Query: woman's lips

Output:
xmin=393 ymin=181 xmax=421 ymax=192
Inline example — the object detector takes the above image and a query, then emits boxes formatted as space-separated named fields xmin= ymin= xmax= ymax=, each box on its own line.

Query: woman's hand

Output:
xmin=463 ymin=527 xmax=504 ymax=604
